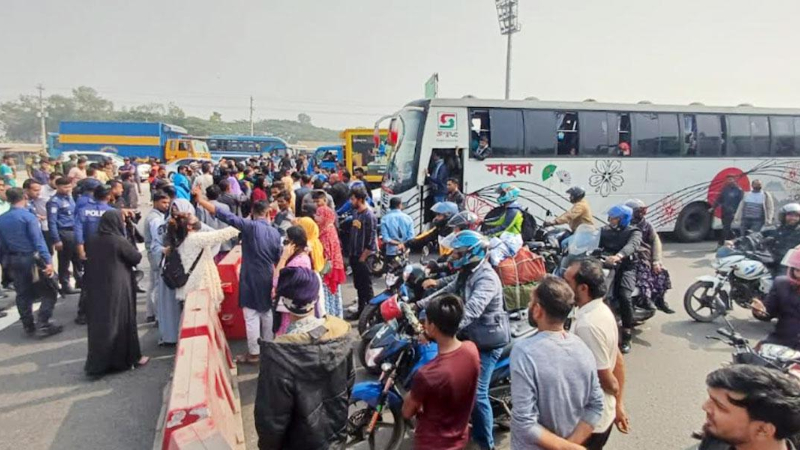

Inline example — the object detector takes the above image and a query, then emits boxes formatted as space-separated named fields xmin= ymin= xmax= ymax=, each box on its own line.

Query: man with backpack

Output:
xmin=482 ymin=183 xmax=537 ymax=241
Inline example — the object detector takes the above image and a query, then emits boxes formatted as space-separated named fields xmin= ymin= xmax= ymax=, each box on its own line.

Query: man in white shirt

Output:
xmin=565 ymin=258 xmax=630 ymax=449
xmin=192 ymin=162 xmax=214 ymax=193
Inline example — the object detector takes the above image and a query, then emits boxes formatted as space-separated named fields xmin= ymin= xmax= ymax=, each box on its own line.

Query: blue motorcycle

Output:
xmin=345 ymin=299 xmax=535 ymax=450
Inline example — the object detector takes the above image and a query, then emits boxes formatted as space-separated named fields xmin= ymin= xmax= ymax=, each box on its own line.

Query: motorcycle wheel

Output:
xmin=344 ymin=398 xmax=405 ymax=450
xmin=356 ymin=337 xmax=383 ymax=376
xmin=358 ymin=304 xmax=382 ymax=336
xmin=683 ymin=281 xmax=726 ymax=322
xmin=366 ymin=255 xmax=385 ymax=277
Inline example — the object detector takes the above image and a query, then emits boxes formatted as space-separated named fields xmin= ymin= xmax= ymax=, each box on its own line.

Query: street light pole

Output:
xmin=505 ymin=33 xmax=513 ymax=100
xmin=495 ymin=0 xmax=520 ymax=100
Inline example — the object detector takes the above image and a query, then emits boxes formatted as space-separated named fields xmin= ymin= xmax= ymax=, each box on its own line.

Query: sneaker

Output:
xmin=74 ymin=315 xmax=87 ymax=325
xmin=0 ymin=310 xmax=7 ymax=318
xmin=23 ymin=324 xmax=36 ymax=337
xmin=36 ymin=323 xmax=64 ymax=338
xmin=145 ymin=315 xmax=156 ymax=324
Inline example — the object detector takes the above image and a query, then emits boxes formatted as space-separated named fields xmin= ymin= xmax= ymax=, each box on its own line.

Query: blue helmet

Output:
xmin=496 ymin=183 xmax=520 ymax=205
xmin=607 ymin=204 xmax=633 ymax=228
xmin=431 ymin=201 xmax=459 ymax=219
xmin=448 ymin=230 xmax=488 ymax=269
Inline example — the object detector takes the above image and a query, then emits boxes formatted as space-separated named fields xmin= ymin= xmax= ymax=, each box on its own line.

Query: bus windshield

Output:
xmin=384 ymin=108 xmax=424 ymax=193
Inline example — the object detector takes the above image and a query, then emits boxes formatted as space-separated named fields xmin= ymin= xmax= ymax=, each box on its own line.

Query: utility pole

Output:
xmin=249 ymin=96 xmax=254 ymax=136
xmin=495 ymin=0 xmax=521 ymax=100
xmin=36 ymin=84 xmax=48 ymax=152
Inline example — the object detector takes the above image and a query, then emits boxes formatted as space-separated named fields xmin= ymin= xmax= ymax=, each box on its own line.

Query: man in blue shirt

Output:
xmin=380 ymin=196 xmax=414 ymax=260
xmin=46 ymin=177 xmax=81 ymax=295
xmin=0 ymin=187 xmax=62 ymax=337
xmin=425 ymin=153 xmax=449 ymax=204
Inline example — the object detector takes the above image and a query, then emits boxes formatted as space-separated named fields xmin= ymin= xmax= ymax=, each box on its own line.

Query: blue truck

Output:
xmin=50 ymin=121 xmax=210 ymax=161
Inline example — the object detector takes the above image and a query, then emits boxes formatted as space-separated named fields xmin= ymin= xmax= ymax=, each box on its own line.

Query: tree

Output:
xmin=0 ymin=86 xmax=343 ymax=145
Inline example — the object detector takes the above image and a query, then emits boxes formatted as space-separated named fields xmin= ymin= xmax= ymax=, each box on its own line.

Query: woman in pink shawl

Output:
xmin=314 ymin=206 xmax=345 ymax=317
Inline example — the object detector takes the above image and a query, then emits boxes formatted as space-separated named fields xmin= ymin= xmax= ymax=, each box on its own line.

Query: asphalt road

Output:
xmin=0 ymin=239 xmax=774 ymax=450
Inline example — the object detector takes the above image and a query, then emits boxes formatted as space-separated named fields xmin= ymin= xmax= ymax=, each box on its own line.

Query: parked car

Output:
xmin=60 ymin=151 xmax=124 ymax=169
xmin=164 ymin=157 xmax=213 ymax=177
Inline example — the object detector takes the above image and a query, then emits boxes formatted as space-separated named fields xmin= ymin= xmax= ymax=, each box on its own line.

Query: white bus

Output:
xmin=379 ymin=98 xmax=800 ymax=241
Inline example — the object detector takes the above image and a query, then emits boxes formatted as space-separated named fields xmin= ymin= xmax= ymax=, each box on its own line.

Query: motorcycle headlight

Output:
xmin=365 ymin=347 xmax=384 ymax=368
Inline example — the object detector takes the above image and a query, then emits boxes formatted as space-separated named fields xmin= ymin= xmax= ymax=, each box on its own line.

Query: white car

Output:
xmin=60 ymin=151 xmax=124 ymax=169
xmin=60 ymin=151 xmax=152 ymax=180
xmin=164 ymin=157 xmax=213 ymax=176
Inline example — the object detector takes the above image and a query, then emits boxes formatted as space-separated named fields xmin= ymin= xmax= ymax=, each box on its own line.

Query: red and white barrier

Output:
xmin=155 ymin=289 xmax=245 ymax=450
xmin=217 ymin=247 xmax=247 ymax=340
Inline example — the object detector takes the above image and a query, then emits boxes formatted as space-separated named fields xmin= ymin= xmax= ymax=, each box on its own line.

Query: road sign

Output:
xmin=424 ymin=73 xmax=438 ymax=99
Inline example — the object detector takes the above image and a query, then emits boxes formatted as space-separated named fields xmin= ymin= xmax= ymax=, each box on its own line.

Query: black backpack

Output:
xmin=161 ymin=249 xmax=203 ymax=290
xmin=520 ymin=208 xmax=537 ymax=242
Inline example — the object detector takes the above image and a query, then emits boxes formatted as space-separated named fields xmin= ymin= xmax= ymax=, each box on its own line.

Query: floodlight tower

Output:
xmin=495 ymin=0 xmax=521 ymax=100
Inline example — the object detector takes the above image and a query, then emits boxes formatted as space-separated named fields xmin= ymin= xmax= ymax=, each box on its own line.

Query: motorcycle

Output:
xmin=683 ymin=233 xmax=774 ymax=323
xmin=703 ymin=306 xmax=800 ymax=447
xmin=357 ymin=266 xmax=413 ymax=337
xmin=527 ymin=226 xmax=569 ymax=274
xmin=599 ymin=252 xmax=656 ymax=327
xmin=346 ymin=299 xmax=536 ymax=450
xmin=365 ymin=238 xmax=409 ymax=277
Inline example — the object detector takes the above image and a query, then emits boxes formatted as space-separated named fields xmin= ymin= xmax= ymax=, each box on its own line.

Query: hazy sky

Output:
xmin=2 ymin=0 xmax=799 ymax=129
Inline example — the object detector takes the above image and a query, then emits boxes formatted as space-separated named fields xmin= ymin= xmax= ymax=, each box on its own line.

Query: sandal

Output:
xmin=135 ymin=356 xmax=150 ymax=367
xmin=235 ymin=354 xmax=260 ymax=365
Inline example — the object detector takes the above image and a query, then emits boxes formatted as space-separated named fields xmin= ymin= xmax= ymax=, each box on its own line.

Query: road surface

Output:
xmin=0 ymin=240 xmax=774 ymax=450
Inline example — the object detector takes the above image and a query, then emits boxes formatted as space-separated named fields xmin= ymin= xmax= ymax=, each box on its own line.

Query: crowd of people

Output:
xmin=0 ymin=151 xmax=799 ymax=450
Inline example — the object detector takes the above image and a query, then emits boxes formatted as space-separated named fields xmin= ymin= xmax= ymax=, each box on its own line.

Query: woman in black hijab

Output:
xmin=84 ymin=210 xmax=148 ymax=378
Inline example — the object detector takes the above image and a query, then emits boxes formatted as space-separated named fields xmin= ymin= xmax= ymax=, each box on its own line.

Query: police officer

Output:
xmin=73 ymin=185 xmax=116 ymax=324
xmin=47 ymin=177 xmax=81 ymax=295
xmin=0 ymin=187 xmax=62 ymax=337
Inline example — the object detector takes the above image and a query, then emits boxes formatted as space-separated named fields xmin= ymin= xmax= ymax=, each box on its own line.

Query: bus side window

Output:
xmin=557 ymin=112 xmax=579 ymax=156
xmin=619 ymin=113 xmax=631 ymax=149
xmin=695 ymin=114 xmax=723 ymax=156
xmin=178 ymin=142 xmax=188 ymax=151
xmin=470 ymin=110 xmax=490 ymax=157
xmin=683 ymin=115 xmax=698 ymax=155
xmin=770 ymin=116 xmax=796 ymax=156
xmin=487 ymin=109 xmax=524 ymax=157
xmin=579 ymin=111 xmax=619 ymax=156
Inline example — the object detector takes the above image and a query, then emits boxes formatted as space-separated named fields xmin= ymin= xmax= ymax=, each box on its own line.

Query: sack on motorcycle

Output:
xmin=502 ymin=282 xmax=537 ymax=312
xmin=462 ymin=311 xmax=511 ymax=350
xmin=496 ymin=247 xmax=546 ymax=286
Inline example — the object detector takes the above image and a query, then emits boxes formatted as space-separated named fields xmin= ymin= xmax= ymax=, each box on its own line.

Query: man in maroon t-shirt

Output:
xmin=402 ymin=293 xmax=481 ymax=450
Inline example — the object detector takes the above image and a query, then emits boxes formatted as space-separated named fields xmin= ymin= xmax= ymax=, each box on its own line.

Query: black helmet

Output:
xmin=447 ymin=211 xmax=480 ymax=231
xmin=566 ymin=186 xmax=585 ymax=203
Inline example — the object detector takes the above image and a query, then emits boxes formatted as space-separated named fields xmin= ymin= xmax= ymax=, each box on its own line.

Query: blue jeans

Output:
xmin=472 ymin=347 xmax=502 ymax=449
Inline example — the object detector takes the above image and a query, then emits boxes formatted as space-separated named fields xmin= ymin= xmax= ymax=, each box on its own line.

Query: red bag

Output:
xmin=496 ymin=247 xmax=547 ymax=286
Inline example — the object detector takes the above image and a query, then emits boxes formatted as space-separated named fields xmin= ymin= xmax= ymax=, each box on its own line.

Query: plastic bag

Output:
xmin=489 ymin=232 xmax=523 ymax=266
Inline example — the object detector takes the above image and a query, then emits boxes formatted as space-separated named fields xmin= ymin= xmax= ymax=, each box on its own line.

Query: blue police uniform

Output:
xmin=74 ymin=198 xmax=115 ymax=321
xmin=75 ymin=199 xmax=114 ymax=246
xmin=0 ymin=206 xmax=56 ymax=331
xmin=46 ymin=193 xmax=82 ymax=290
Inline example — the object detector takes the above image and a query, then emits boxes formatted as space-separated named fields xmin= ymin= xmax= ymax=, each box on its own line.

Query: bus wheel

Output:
xmin=675 ymin=203 xmax=711 ymax=242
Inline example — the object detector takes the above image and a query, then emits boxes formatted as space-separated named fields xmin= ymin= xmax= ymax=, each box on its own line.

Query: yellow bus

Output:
xmin=341 ymin=128 xmax=389 ymax=186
